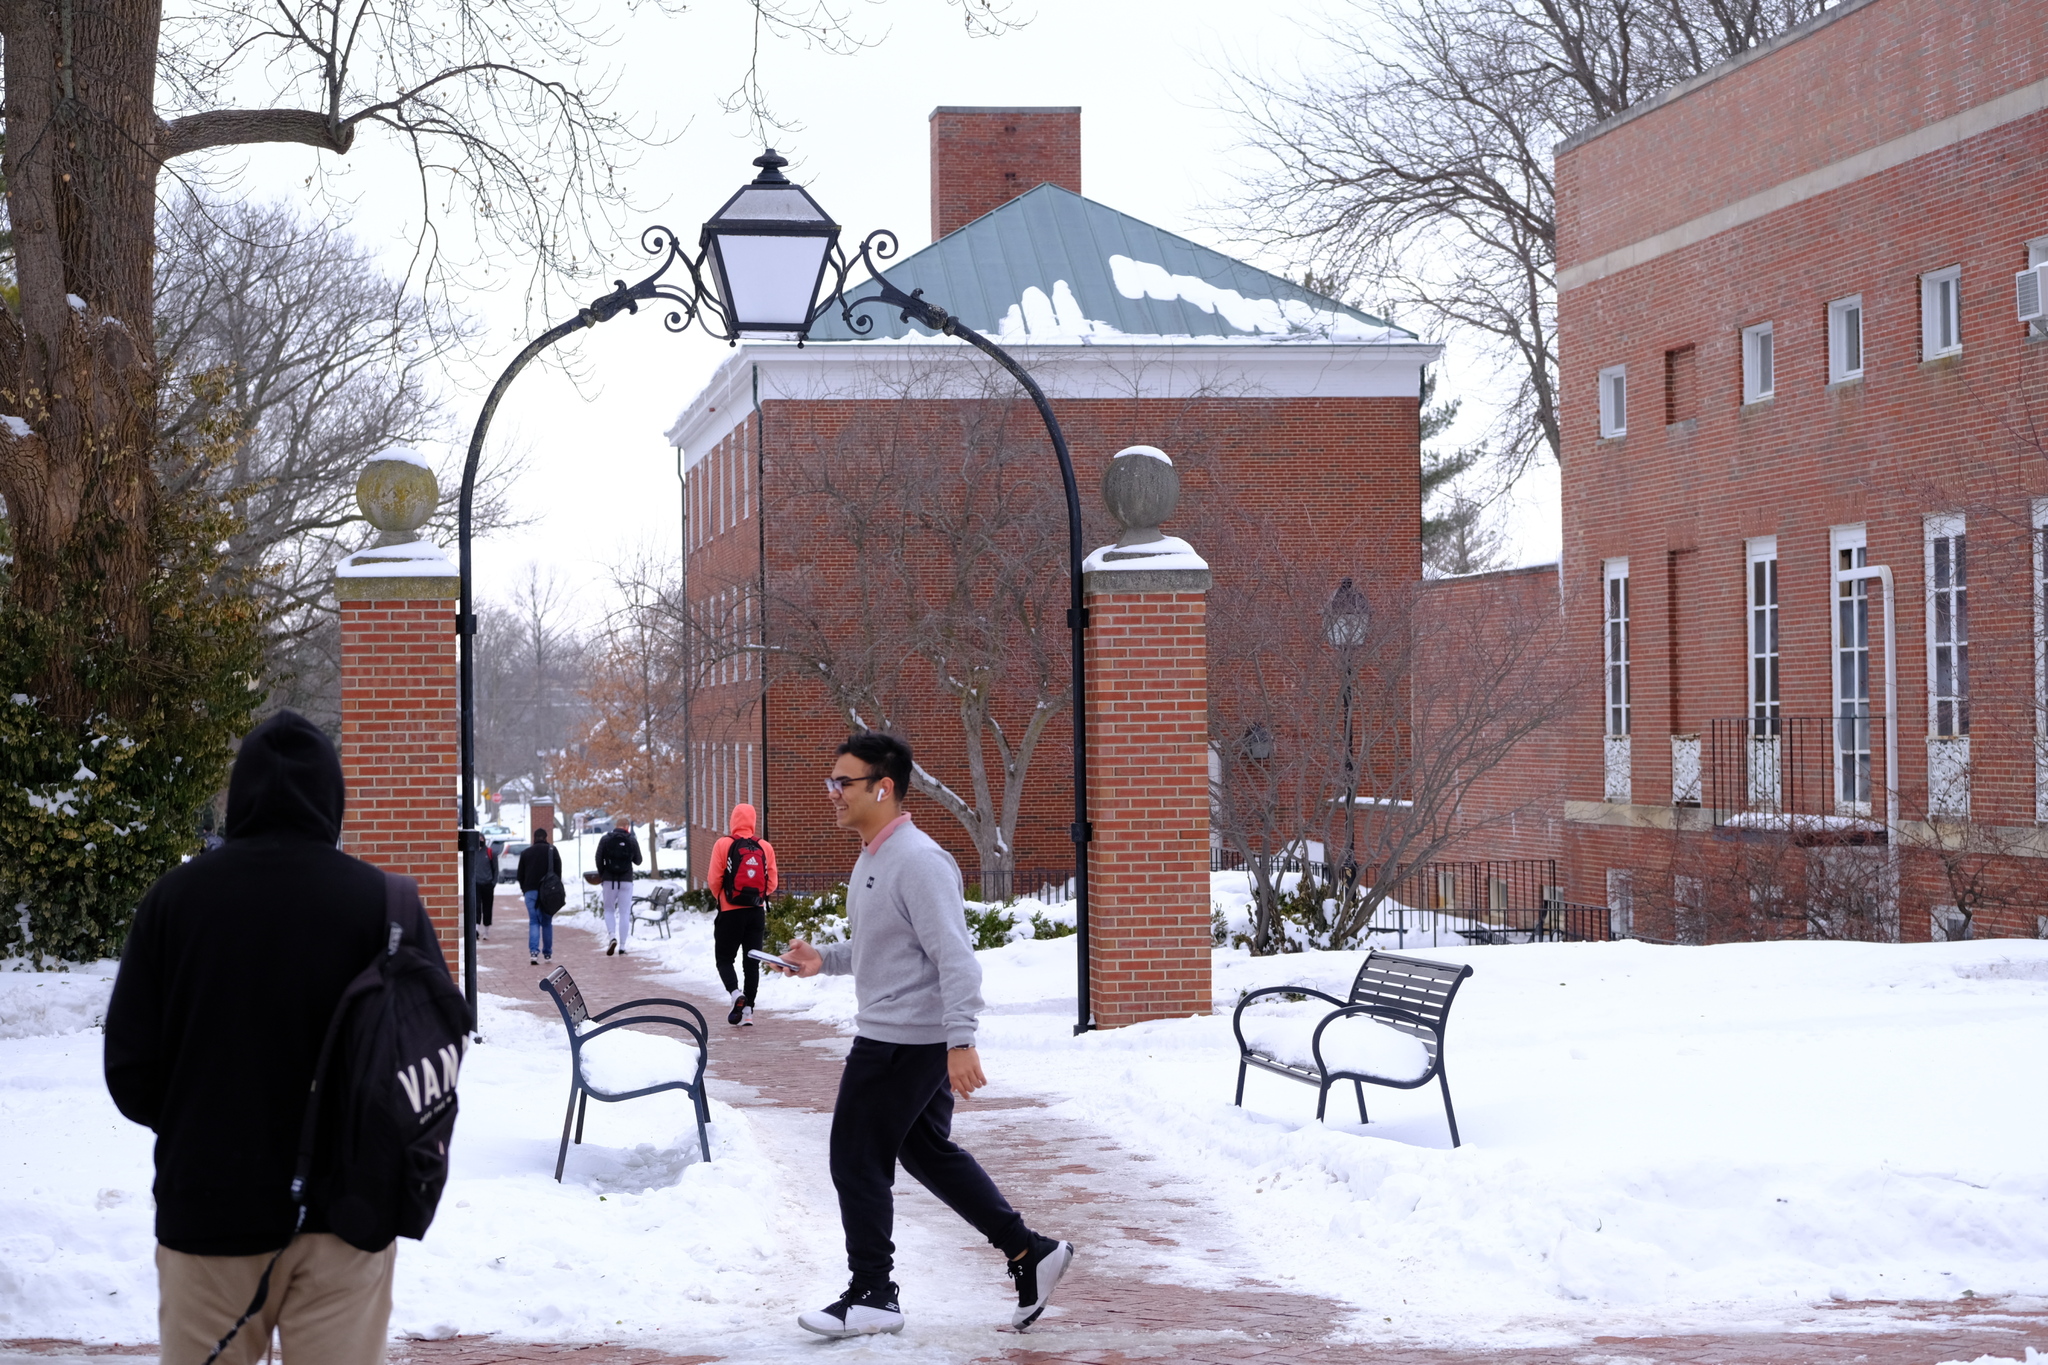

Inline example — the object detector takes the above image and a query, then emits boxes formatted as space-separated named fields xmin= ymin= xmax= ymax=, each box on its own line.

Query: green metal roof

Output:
xmin=806 ymin=184 xmax=1413 ymax=345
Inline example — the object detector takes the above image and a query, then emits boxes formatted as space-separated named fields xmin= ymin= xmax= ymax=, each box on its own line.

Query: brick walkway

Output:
xmin=10 ymin=894 xmax=2046 ymax=1365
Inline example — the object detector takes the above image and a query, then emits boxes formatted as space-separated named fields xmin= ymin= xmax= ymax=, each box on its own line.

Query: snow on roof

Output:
xmin=806 ymin=184 xmax=1415 ymax=346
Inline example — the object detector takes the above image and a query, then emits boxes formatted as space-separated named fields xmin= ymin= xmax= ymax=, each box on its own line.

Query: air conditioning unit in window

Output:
xmin=2017 ymin=263 xmax=2048 ymax=323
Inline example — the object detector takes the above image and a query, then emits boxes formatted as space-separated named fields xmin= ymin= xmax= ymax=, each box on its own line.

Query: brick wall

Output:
xmin=1084 ymin=584 xmax=1212 ymax=1026
xmin=1532 ymin=0 xmax=2048 ymax=941
xmin=930 ymin=107 xmax=1082 ymax=239
xmin=338 ymin=595 xmax=461 ymax=970
xmin=680 ymin=390 xmax=1421 ymax=894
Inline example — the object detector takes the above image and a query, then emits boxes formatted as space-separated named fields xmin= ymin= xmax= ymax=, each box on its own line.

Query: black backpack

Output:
xmin=299 ymin=873 xmax=472 ymax=1250
xmin=597 ymin=830 xmax=635 ymax=880
xmin=203 ymin=875 xmax=471 ymax=1364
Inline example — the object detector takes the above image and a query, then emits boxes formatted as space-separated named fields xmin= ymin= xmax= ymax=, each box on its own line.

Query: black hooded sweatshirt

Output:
xmin=104 ymin=710 xmax=443 ymax=1255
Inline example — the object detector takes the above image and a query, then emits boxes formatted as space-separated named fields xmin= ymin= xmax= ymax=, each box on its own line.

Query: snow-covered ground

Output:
xmin=5 ymin=874 xmax=2047 ymax=1360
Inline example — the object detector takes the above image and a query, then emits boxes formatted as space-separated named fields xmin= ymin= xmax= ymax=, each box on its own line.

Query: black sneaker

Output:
xmin=607 ymin=937 xmax=618 ymax=956
xmin=1008 ymin=1235 xmax=1074 ymax=1330
xmin=798 ymin=1281 xmax=904 ymax=1338
xmin=727 ymin=992 xmax=746 ymax=1026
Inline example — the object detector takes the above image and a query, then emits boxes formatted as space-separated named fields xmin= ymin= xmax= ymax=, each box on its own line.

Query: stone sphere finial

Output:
xmin=356 ymin=449 xmax=439 ymax=546
xmin=1100 ymin=445 xmax=1179 ymax=548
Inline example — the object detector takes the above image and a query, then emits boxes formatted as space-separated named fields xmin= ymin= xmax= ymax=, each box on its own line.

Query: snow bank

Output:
xmin=0 ymin=960 xmax=117 ymax=1040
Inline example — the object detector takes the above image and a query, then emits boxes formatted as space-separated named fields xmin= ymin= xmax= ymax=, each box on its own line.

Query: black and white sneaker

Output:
xmin=740 ymin=1006 xmax=754 ymax=1026
xmin=798 ymin=1281 xmax=904 ymax=1338
xmin=530 ymin=954 xmax=539 ymax=966
xmin=727 ymin=992 xmax=746 ymax=1026
xmin=1008 ymin=1235 xmax=1075 ymax=1330
xmin=607 ymin=937 xmax=618 ymax=956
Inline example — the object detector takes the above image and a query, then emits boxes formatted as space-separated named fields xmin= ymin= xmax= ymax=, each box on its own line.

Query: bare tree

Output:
xmin=153 ymin=192 xmax=524 ymax=724
xmin=471 ymin=565 xmax=587 ymax=800
xmin=1225 ymin=0 xmax=1830 ymax=479
xmin=764 ymin=378 xmax=1072 ymax=900
xmin=0 ymin=0 xmax=1012 ymax=728
xmin=1210 ymin=535 xmax=1580 ymax=953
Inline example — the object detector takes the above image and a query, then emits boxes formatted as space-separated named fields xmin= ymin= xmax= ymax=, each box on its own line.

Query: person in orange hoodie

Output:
xmin=709 ymin=803 xmax=779 ymax=1026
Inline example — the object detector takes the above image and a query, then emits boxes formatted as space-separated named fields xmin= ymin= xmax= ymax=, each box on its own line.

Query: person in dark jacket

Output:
xmin=594 ymin=815 xmax=642 ymax=956
xmin=517 ymin=828 xmax=564 ymax=966
xmin=470 ymin=840 xmax=499 ymax=941
xmin=104 ymin=710 xmax=443 ymax=1365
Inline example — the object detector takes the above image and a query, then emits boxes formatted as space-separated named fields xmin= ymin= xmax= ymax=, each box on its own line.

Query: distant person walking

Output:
xmin=595 ymin=815 xmax=642 ymax=955
xmin=780 ymin=732 xmax=1073 ymax=1339
xmin=519 ymin=827 xmax=564 ymax=966
xmin=471 ymin=839 xmax=499 ymax=941
xmin=104 ymin=710 xmax=446 ymax=1365
xmin=708 ymin=802 xmax=778 ymax=1026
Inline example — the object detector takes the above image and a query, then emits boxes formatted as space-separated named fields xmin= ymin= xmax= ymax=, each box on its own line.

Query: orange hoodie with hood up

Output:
xmin=708 ymin=803 xmax=779 ymax=910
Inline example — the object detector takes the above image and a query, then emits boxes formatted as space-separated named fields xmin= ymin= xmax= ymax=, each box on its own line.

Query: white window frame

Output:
xmin=2030 ymin=239 xmax=2048 ymax=339
xmin=1921 ymin=266 xmax=1962 ymax=359
xmin=1599 ymin=365 xmax=1628 ymax=438
xmin=1925 ymin=514 xmax=1969 ymax=739
xmin=1742 ymin=322 xmax=1776 ymax=403
xmin=1832 ymin=524 xmax=1872 ymax=815
xmin=1746 ymin=536 xmax=1779 ymax=730
xmin=1828 ymin=295 xmax=1864 ymax=383
xmin=1604 ymin=558 xmax=1631 ymax=737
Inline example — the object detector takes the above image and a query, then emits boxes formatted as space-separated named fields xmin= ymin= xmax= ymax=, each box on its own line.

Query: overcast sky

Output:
xmin=214 ymin=0 xmax=1560 ymax=626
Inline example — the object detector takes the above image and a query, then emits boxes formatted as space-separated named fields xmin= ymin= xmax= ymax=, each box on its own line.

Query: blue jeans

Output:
xmin=526 ymin=890 xmax=552 ymax=956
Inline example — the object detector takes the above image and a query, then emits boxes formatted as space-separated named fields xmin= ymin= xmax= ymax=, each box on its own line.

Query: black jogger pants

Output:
xmin=712 ymin=906 xmax=766 ymax=1002
xmin=829 ymin=1035 xmax=1031 ymax=1290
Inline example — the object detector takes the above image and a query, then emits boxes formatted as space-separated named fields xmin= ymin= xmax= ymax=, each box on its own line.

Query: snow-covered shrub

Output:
xmin=764 ymin=886 xmax=848 ymax=953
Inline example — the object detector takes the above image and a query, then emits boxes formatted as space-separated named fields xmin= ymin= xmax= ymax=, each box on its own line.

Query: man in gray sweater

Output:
xmin=780 ymin=732 xmax=1074 ymax=1339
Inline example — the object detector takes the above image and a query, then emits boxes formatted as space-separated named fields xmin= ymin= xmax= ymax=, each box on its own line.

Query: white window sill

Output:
xmin=1826 ymin=374 xmax=1864 ymax=390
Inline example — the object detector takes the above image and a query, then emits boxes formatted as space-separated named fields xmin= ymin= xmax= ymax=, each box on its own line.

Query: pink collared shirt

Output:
xmin=863 ymin=812 xmax=914 ymax=855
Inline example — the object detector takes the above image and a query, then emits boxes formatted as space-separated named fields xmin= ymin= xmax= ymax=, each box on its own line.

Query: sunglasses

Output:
xmin=824 ymin=774 xmax=882 ymax=795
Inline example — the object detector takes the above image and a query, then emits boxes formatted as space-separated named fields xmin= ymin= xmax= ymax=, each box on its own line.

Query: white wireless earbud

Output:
xmin=875 ymin=788 xmax=885 ymax=803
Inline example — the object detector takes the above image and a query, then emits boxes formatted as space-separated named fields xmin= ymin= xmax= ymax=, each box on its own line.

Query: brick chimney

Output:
xmin=929 ymin=106 xmax=1081 ymax=240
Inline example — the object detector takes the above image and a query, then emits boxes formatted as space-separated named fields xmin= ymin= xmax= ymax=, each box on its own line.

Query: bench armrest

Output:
xmin=1309 ymin=1002 xmax=1441 ymax=1078
xmin=591 ymin=995 xmax=706 ymax=1023
xmin=1231 ymin=985 xmax=1350 ymax=1053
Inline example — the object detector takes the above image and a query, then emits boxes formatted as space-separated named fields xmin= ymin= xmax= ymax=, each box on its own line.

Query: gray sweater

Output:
xmin=816 ymin=820 xmax=985 ymax=1048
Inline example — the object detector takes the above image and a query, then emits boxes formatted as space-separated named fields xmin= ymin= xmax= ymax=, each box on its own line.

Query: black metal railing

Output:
xmin=1706 ymin=714 xmax=1889 ymax=837
xmin=1210 ymin=851 xmax=1614 ymax=947
xmin=774 ymin=865 xmax=1075 ymax=904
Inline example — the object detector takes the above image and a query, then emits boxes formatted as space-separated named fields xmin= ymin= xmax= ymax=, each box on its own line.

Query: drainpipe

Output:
xmin=677 ymin=441 xmax=693 ymax=891
xmin=1836 ymin=563 xmax=1899 ymax=931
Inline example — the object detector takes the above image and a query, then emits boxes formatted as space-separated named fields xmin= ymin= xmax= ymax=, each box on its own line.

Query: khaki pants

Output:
xmin=157 ymin=1233 xmax=395 ymax=1365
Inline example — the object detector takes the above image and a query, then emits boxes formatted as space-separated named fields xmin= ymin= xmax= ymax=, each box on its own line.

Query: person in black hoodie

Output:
xmin=104 ymin=710 xmax=442 ymax=1365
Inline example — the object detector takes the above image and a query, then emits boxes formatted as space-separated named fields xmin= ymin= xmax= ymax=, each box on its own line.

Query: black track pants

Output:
xmin=829 ymin=1036 xmax=1031 ymax=1290
xmin=713 ymin=906 xmax=766 ymax=1002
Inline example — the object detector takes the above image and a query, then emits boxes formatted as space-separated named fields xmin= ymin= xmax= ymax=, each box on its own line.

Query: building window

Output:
xmin=1604 ymin=559 xmax=1631 ymax=736
xmin=1742 ymin=322 xmax=1775 ymax=403
xmin=1599 ymin=365 xmax=1627 ymax=438
xmin=1664 ymin=345 xmax=1698 ymax=425
xmin=1747 ymin=537 xmax=1779 ymax=731
xmin=2030 ymin=240 xmax=2048 ymax=339
xmin=1921 ymin=266 xmax=1962 ymax=358
xmin=1833 ymin=525 xmax=1872 ymax=813
xmin=1926 ymin=515 xmax=1969 ymax=738
xmin=1828 ymin=296 xmax=1863 ymax=382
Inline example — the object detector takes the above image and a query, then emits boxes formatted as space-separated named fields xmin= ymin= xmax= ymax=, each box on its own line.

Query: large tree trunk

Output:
xmin=0 ymin=0 xmax=166 ymax=719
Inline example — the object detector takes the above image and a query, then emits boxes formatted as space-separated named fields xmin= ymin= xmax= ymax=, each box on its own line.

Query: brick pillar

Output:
xmin=1082 ymin=446 xmax=1212 ymax=1028
xmin=335 ymin=454 xmax=463 ymax=974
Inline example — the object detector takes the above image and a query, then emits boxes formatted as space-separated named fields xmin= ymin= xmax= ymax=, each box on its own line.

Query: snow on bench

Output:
xmin=1232 ymin=949 xmax=1474 ymax=1146
xmin=539 ymin=967 xmax=711 ymax=1178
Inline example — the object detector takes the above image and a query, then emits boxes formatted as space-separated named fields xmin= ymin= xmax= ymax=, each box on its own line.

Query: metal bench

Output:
xmin=631 ymin=885 xmax=680 ymax=938
xmin=1231 ymin=949 xmax=1475 ymax=1146
xmin=538 ymin=966 xmax=711 ymax=1179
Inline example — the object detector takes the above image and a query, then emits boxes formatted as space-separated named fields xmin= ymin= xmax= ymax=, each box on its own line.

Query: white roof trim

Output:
xmin=664 ymin=338 xmax=1443 ymax=468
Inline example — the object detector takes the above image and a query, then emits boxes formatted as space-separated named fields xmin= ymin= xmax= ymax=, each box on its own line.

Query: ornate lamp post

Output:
xmin=456 ymin=151 xmax=1095 ymax=1033
xmin=1323 ymin=577 xmax=1370 ymax=902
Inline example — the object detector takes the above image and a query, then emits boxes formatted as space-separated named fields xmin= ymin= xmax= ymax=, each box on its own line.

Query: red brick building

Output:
xmin=1457 ymin=0 xmax=2048 ymax=942
xmin=666 ymin=107 xmax=1439 ymax=889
